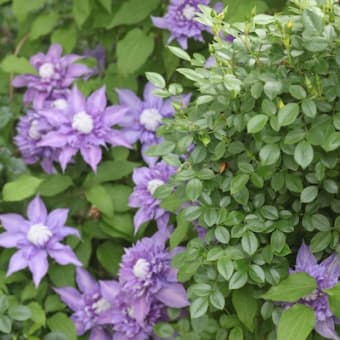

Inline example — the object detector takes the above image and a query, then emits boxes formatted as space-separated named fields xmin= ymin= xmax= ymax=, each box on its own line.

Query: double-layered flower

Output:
xmin=55 ymin=268 xmax=114 ymax=340
xmin=0 ymin=196 xmax=81 ymax=286
xmin=116 ymin=82 xmax=190 ymax=165
xmin=12 ymin=44 xmax=90 ymax=109
xmin=152 ymin=0 xmax=211 ymax=49
xmin=37 ymin=85 xmax=130 ymax=171
xmin=129 ymin=162 xmax=177 ymax=232
xmin=290 ymin=242 xmax=340 ymax=340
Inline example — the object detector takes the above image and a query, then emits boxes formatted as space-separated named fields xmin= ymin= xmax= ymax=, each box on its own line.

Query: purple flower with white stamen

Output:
xmin=14 ymin=109 xmax=58 ymax=173
xmin=288 ymin=242 xmax=340 ymax=340
xmin=55 ymin=268 xmax=113 ymax=340
xmin=0 ymin=196 xmax=81 ymax=286
xmin=151 ymin=0 xmax=211 ymax=49
xmin=129 ymin=162 xmax=177 ymax=232
xmin=116 ymin=82 xmax=190 ymax=166
xmin=119 ymin=229 xmax=189 ymax=323
xmin=37 ymin=85 xmax=130 ymax=171
xmin=12 ymin=44 xmax=91 ymax=109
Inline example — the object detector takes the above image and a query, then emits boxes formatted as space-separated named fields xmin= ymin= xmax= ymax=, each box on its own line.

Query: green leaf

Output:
xmin=286 ymin=173 xmax=303 ymax=193
xmin=28 ymin=302 xmax=46 ymax=325
xmin=30 ymin=12 xmax=59 ymax=40
xmin=0 ymin=295 xmax=8 ymax=314
xmin=47 ymin=313 xmax=77 ymax=340
xmin=73 ymin=0 xmax=91 ymax=27
xmin=294 ymin=141 xmax=314 ymax=169
xmin=247 ymin=114 xmax=268 ymax=134
xmin=51 ymin=26 xmax=77 ymax=54
xmin=168 ymin=46 xmax=191 ymax=61
xmin=229 ymin=327 xmax=244 ymax=340
xmin=154 ymin=322 xmax=175 ymax=338
xmin=232 ymin=287 xmax=258 ymax=332
xmin=8 ymin=305 xmax=32 ymax=321
xmin=302 ymin=8 xmax=324 ymax=34
xmin=85 ymin=185 xmax=114 ymax=217
xmin=214 ymin=226 xmax=230 ymax=244
xmin=117 ymin=29 xmax=154 ymax=75
xmin=106 ymin=185 xmax=132 ymax=213
xmin=262 ymin=272 xmax=316 ymax=302
xmin=98 ymin=0 xmax=111 ymax=13
xmin=322 ymin=132 xmax=340 ymax=152
xmin=0 ymin=315 xmax=11 ymax=334
xmin=229 ymin=272 xmax=248 ymax=290
xmin=241 ymin=231 xmax=258 ymax=256
xmin=217 ymin=257 xmax=234 ymax=280
xmin=310 ymin=231 xmax=331 ymax=253
xmin=289 ymin=85 xmax=306 ymax=100
xmin=301 ymin=99 xmax=317 ymax=118
xmin=96 ymin=241 xmax=123 ymax=275
xmin=325 ymin=284 xmax=340 ymax=319
xmin=170 ymin=213 xmax=190 ymax=249
xmin=108 ymin=0 xmax=159 ymax=27
xmin=3 ymin=175 xmax=43 ymax=201
xmin=190 ymin=297 xmax=209 ymax=319
xmin=210 ymin=290 xmax=225 ymax=310
xmin=12 ymin=0 xmax=45 ymax=21
xmin=185 ymin=178 xmax=203 ymax=200
xmin=300 ymin=186 xmax=318 ymax=203
xmin=264 ymin=80 xmax=282 ymax=100
xmin=277 ymin=304 xmax=315 ymax=340
xmin=230 ymin=174 xmax=249 ymax=194
xmin=1 ymin=55 xmax=37 ymax=74
xmin=278 ymin=103 xmax=299 ymax=127
xmin=259 ymin=144 xmax=280 ymax=165
xmin=38 ymin=175 xmax=73 ymax=197
xmin=145 ymin=72 xmax=166 ymax=88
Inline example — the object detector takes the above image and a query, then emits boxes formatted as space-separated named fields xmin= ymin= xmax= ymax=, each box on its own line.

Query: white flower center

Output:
xmin=28 ymin=120 xmax=41 ymax=140
xmin=182 ymin=5 xmax=196 ymax=20
xmin=27 ymin=223 xmax=52 ymax=246
xmin=127 ymin=306 xmax=135 ymax=318
xmin=140 ymin=108 xmax=162 ymax=131
xmin=72 ymin=111 xmax=94 ymax=134
xmin=92 ymin=298 xmax=111 ymax=314
xmin=147 ymin=179 xmax=165 ymax=195
xmin=133 ymin=258 xmax=150 ymax=279
xmin=39 ymin=63 xmax=55 ymax=78
xmin=52 ymin=99 xmax=68 ymax=110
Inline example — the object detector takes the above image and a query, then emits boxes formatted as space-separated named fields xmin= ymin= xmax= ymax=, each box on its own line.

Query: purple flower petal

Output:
xmin=315 ymin=319 xmax=340 ymax=340
xmin=76 ymin=268 xmax=98 ymax=294
xmin=12 ymin=75 xmax=30 ymax=87
xmin=99 ymin=280 xmax=120 ymax=301
xmin=151 ymin=16 xmax=169 ymax=29
xmin=0 ymin=213 xmax=28 ymax=232
xmin=28 ymin=250 xmax=49 ymax=287
xmin=7 ymin=250 xmax=28 ymax=276
xmin=70 ymin=86 xmax=86 ymax=112
xmin=80 ymin=145 xmax=102 ymax=172
xmin=66 ymin=63 xmax=91 ymax=79
xmin=115 ymin=89 xmax=142 ymax=112
xmin=295 ymin=241 xmax=317 ymax=270
xmin=133 ymin=297 xmax=150 ymax=325
xmin=47 ymin=44 xmax=62 ymax=58
xmin=48 ymin=244 xmax=82 ymax=266
xmin=27 ymin=196 xmax=48 ymax=223
xmin=0 ymin=232 xmax=24 ymax=248
xmin=143 ymin=83 xmax=162 ymax=109
xmin=155 ymin=283 xmax=189 ymax=308
xmin=59 ymin=147 xmax=78 ymax=171
xmin=104 ymin=106 xmax=128 ymax=126
xmin=106 ymin=132 xmax=132 ymax=149
xmin=47 ymin=208 xmax=69 ymax=229
xmin=54 ymin=287 xmax=83 ymax=311
xmin=39 ymin=131 xmax=67 ymax=147
xmin=87 ymin=86 xmax=107 ymax=113
xmin=133 ymin=209 xmax=150 ymax=233
xmin=89 ymin=328 xmax=111 ymax=340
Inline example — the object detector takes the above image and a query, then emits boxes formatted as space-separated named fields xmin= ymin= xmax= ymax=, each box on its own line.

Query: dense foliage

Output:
xmin=1 ymin=0 xmax=340 ymax=340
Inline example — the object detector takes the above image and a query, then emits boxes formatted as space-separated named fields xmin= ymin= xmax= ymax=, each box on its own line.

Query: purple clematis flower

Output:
xmin=0 ymin=196 xmax=81 ymax=286
xmin=116 ymin=82 xmax=191 ymax=166
xmin=12 ymin=44 xmax=91 ymax=109
xmin=37 ymin=85 xmax=130 ymax=171
xmin=55 ymin=268 xmax=114 ymax=339
xmin=119 ymin=228 xmax=189 ymax=323
xmin=151 ymin=0 xmax=211 ymax=49
xmin=129 ymin=162 xmax=177 ymax=232
xmin=14 ymin=109 xmax=58 ymax=174
xmin=289 ymin=242 xmax=340 ymax=340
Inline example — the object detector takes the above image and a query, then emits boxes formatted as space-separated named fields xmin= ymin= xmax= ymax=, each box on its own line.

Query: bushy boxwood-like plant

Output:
xmin=147 ymin=1 xmax=340 ymax=338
